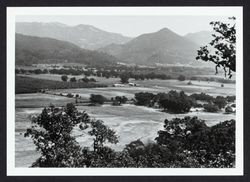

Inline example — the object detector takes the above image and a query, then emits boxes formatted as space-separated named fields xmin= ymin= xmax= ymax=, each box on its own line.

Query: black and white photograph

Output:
xmin=6 ymin=7 xmax=243 ymax=176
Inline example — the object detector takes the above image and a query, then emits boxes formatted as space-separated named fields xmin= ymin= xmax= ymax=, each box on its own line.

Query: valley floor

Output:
xmin=15 ymin=78 xmax=236 ymax=167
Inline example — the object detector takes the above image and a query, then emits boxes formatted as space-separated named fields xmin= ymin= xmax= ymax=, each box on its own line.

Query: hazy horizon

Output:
xmin=16 ymin=15 xmax=230 ymax=37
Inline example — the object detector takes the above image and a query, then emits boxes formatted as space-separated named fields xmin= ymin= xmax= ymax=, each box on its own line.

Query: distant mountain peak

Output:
xmin=158 ymin=27 xmax=171 ymax=32
xmin=16 ymin=22 xmax=132 ymax=50
xmin=157 ymin=27 xmax=176 ymax=34
xmin=100 ymin=27 xmax=200 ymax=66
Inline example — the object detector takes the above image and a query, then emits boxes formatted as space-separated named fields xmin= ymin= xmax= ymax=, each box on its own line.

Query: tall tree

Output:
xmin=196 ymin=17 xmax=236 ymax=78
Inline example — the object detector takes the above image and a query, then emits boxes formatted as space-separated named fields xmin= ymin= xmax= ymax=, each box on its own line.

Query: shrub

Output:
xmin=120 ymin=73 xmax=130 ymax=84
xmin=203 ymin=104 xmax=219 ymax=112
xmin=89 ymin=78 xmax=96 ymax=82
xmin=231 ymin=103 xmax=236 ymax=108
xmin=225 ymin=106 xmax=234 ymax=113
xmin=190 ymin=93 xmax=214 ymax=102
xmin=61 ymin=75 xmax=68 ymax=82
xmin=135 ymin=92 xmax=155 ymax=106
xmin=158 ymin=91 xmax=192 ymax=113
xmin=113 ymin=96 xmax=128 ymax=105
xmin=214 ymin=96 xmax=227 ymax=109
xmin=70 ymin=77 xmax=77 ymax=82
xmin=67 ymin=93 xmax=74 ymax=98
xmin=227 ymin=95 xmax=236 ymax=102
xmin=81 ymin=77 xmax=90 ymax=83
xmin=90 ymin=94 xmax=106 ymax=105
xmin=178 ymin=75 xmax=185 ymax=81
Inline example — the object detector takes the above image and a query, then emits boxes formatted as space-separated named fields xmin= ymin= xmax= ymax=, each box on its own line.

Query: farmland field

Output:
xmin=52 ymin=79 xmax=235 ymax=100
xmin=15 ymin=69 xmax=236 ymax=167
xmin=15 ymin=77 xmax=236 ymax=167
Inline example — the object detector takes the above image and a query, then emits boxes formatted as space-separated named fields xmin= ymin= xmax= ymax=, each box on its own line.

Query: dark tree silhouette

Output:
xmin=70 ymin=77 xmax=77 ymax=82
xmin=24 ymin=103 xmax=118 ymax=167
xmin=196 ymin=17 xmax=236 ymax=78
xmin=120 ymin=73 xmax=130 ymax=84
xmin=61 ymin=75 xmax=68 ymax=82
xmin=89 ymin=94 xmax=106 ymax=105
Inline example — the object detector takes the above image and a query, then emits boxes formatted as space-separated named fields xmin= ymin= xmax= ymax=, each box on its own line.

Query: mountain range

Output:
xmin=16 ymin=22 xmax=132 ymax=50
xmin=16 ymin=33 xmax=118 ymax=66
xmin=99 ymin=28 xmax=202 ymax=66
xmin=16 ymin=22 xmax=213 ymax=67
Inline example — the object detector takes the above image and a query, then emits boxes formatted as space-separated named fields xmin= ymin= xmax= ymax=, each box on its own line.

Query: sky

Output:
xmin=16 ymin=15 xmax=229 ymax=37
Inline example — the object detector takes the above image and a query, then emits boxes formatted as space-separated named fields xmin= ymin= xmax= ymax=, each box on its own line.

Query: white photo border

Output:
xmin=7 ymin=6 xmax=243 ymax=176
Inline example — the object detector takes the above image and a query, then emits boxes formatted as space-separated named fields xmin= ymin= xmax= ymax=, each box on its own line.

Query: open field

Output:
xmin=15 ymin=102 xmax=235 ymax=167
xmin=52 ymin=79 xmax=235 ymax=100
xmin=16 ymin=93 xmax=75 ymax=108
xmin=15 ymin=72 xmax=236 ymax=167
xmin=19 ymin=74 xmax=119 ymax=86
xmin=15 ymin=76 xmax=107 ymax=94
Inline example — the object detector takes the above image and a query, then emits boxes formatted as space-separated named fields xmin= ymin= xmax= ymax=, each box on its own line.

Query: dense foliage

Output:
xmin=196 ymin=17 xmax=236 ymax=78
xmin=61 ymin=75 xmax=68 ymax=82
xmin=203 ymin=104 xmax=220 ymax=113
xmin=214 ymin=96 xmax=228 ymax=109
xmin=178 ymin=75 xmax=186 ymax=81
xmin=120 ymin=73 xmax=130 ymax=84
xmin=190 ymin=92 xmax=214 ymax=103
xmin=155 ymin=116 xmax=235 ymax=167
xmin=89 ymin=94 xmax=107 ymax=105
xmin=158 ymin=91 xmax=193 ymax=113
xmin=25 ymin=103 xmax=118 ymax=167
xmin=112 ymin=96 xmax=128 ymax=106
xmin=135 ymin=92 xmax=155 ymax=106
xmin=25 ymin=105 xmax=235 ymax=168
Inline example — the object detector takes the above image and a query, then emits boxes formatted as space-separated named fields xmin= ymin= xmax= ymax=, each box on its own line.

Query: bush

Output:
xmin=214 ymin=96 xmax=227 ymax=109
xmin=113 ymin=96 xmax=128 ymax=106
xmin=89 ymin=78 xmax=96 ymax=82
xmin=225 ymin=106 xmax=234 ymax=113
xmin=203 ymin=104 xmax=219 ymax=112
xmin=227 ymin=95 xmax=236 ymax=102
xmin=67 ymin=93 xmax=74 ymax=98
xmin=120 ymin=73 xmax=130 ymax=84
xmin=135 ymin=92 xmax=155 ymax=106
xmin=81 ymin=77 xmax=89 ymax=83
xmin=190 ymin=92 xmax=214 ymax=102
xmin=70 ymin=77 xmax=77 ymax=82
xmin=158 ymin=91 xmax=192 ymax=113
xmin=178 ymin=75 xmax=185 ymax=81
xmin=61 ymin=75 xmax=68 ymax=82
xmin=90 ymin=94 xmax=106 ymax=105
